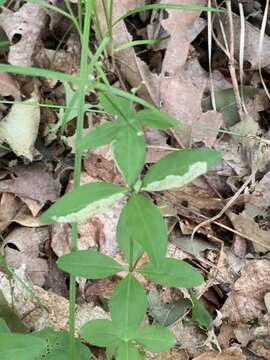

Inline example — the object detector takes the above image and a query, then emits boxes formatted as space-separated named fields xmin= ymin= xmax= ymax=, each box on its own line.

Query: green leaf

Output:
xmin=0 ymin=319 xmax=10 ymax=333
xmin=148 ymin=289 xmax=191 ymax=326
xmin=0 ymin=289 xmax=28 ymax=333
xmin=117 ymin=204 xmax=143 ymax=267
xmin=109 ymin=274 xmax=147 ymax=339
xmin=191 ymin=293 xmax=212 ymax=329
xmin=39 ymin=182 xmax=126 ymax=225
xmin=116 ymin=341 xmax=142 ymax=360
xmin=138 ymin=258 xmax=204 ymax=288
xmin=80 ymin=319 xmax=120 ymax=347
xmin=113 ymin=126 xmax=145 ymax=186
xmin=34 ymin=327 xmax=90 ymax=360
xmin=57 ymin=249 xmax=125 ymax=279
xmin=0 ymin=333 xmax=46 ymax=360
xmin=134 ymin=109 xmax=179 ymax=129
xmin=134 ymin=325 xmax=176 ymax=353
xmin=78 ymin=121 xmax=123 ymax=150
xmin=142 ymin=149 xmax=222 ymax=192
xmin=125 ymin=194 xmax=167 ymax=268
xmin=99 ymin=92 xmax=133 ymax=122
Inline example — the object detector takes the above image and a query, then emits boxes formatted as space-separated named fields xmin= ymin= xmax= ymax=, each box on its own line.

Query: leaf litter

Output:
xmin=1 ymin=0 xmax=270 ymax=359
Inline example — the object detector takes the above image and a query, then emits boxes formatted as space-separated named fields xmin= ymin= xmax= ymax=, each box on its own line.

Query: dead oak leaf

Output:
xmin=0 ymin=4 xmax=47 ymax=66
xmin=193 ymin=347 xmax=246 ymax=360
xmin=221 ymin=259 xmax=270 ymax=324
xmin=0 ymin=163 xmax=61 ymax=207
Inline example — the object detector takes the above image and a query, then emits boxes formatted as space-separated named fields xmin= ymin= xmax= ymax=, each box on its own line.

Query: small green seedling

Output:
xmin=38 ymin=92 xmax=221 ymax=359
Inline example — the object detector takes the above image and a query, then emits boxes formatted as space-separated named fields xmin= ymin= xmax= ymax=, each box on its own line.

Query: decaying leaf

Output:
xmin=158 ymin=0 xmax=222 ymax=147
xmin=0 ymin=163 xmax=60 ymax=207
xmin=0 ymin=267 xmax=107 ymax=333
xmin=214 ymin=10 xmax=270 ymax=70
xmin=96 ymin=0 xmax=159 ymax=104
xmin=221 ymin=259 xmax=270 ymax=324
xmin=193 ymin=347 xmax=246 ymax=360
xmin=0 ymin=4 xmax=47 ymax=66
xmin=227 ymin=211 xmax=270 ymax=253
xmin=3 ymin=227 xmax=49 ymax=287
xmin=0 ymin=95 xmax=40 ymax=160
xmin=0 ymin=73 xmax=20 ymax=100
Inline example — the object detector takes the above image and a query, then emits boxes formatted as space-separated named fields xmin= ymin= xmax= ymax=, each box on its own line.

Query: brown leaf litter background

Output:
xmin=1 ymin=0 xmax=270 ymax=359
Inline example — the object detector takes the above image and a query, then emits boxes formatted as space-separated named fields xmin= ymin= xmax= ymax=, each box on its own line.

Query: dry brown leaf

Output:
xmin=0 ymin=163 xmax=61 ymax=207
xmin=151 ymin=349 xmax=188 ymax=360
xmin=245 ymin=171 xmax=270 ymax=215
xmin=0 ymin=4 xmax=47 ymax=66
xmin=193 ymin=347 xmax=246 ymax=360
xmin=228 ymin=211 xmax=270 ymax=253
xmin=0 ymin=73 xmax=20 ymax=100
xmin=159 ymin=0 xmax=222 ymax=147
xmin=0 ymin=267 xmax=107 ymax=333
xmin=96 ymin=0 xmax=159 ymax=104
xmin=214 ymin=11 xmax=270 ymax=70
xmin=3 ymin=227 xmax=49 ymax=287
xmin=0 ymin=192 xmax=21 ymax=232
xmin=221 ymin=259 xmax=270 ymax=324
xmin=249 ymin=338 xmax=270 ymax=359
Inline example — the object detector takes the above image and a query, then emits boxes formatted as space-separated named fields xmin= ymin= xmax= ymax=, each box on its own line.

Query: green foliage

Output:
xmin=137 ymin=258 xmax=204 ymax=288
xmin=134 ymin=325 xmax=176 ymax=353
xmin=34 ymin=327 xmax=91 ymax=360
xmin=0 ymin=2 xmax=223 ymax=359
xmin=113 ymin=125 xmax=145 ymax=186
xmin=191 ymin=293 xmax=213 ymax=329
xmin=116 ymin=341 xmax=143 ymax=360
xmin=39 ymin=182 xmax=127 ymax=224
xmin=142 ymin=149 xmax=222 ymax=191
xmin=80 ymin=319 xmax=120 ymax=347
xmin=57 ymin=249 xmax=125 ymax=279
xmin=109 ymin=274 xmax=147 ymax=339
xmin=0 ymin=333 xmax=46 ymax=360
xmin=124 ymin=194 xmax=167 ymax=268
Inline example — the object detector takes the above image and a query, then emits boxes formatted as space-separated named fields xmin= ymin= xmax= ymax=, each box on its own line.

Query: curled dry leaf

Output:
xmin=214 ymin=10 xmax=270 ymax=70
xmin=96 ymin=0 xmax=159 ymax=104
xmin=0 ymin=267 xmax=107 ymax=333
xmin=0 ymin=4 xmax=47 ymax=66
xmin=3 ymin=227 xmax=49 ymax=287
xmin=159 ymin=0 xmax=222 ymax=147
xmin=0 ymin=95 xmax=40 ymax=160
xmin=227 ymin=211 xmax=270 ymax=253
xmin=221 ymin=259 xmax=270 ymax=324
xmin=193 ymin=347 xmax=246 ymax=360
xmin=0 ymin=163 xmax=61 ymax=207
xmin=0 ymin=73 xmax=20 ymax=100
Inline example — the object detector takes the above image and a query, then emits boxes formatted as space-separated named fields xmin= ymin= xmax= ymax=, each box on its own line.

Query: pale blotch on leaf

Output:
xmin=142 ymin=162 xmax=208 ymax=191
xmin=52 ymin=192 xmax=125 ymax=224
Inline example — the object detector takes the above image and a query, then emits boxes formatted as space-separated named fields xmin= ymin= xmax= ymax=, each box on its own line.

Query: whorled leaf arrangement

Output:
xmin=38 ymin=92 xmax=222 ymax=359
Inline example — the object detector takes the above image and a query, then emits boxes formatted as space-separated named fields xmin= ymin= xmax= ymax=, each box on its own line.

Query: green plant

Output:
xmin=0 ymin=1 xmax=222 ymax=360
xmin=39 ymin=91 xmax=221 ymax=359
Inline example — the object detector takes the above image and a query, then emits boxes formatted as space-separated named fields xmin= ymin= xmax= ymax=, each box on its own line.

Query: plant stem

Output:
xmin=68 ymin=1 xmax=93 ymax=359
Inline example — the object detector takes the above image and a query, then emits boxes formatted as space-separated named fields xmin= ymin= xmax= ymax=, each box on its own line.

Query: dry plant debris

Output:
xmin=1 ymin=0 xmax=270 ymax=359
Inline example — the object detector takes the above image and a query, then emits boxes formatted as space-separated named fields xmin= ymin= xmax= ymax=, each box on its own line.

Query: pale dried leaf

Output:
xmin=228 ymin=211 xmax=270 ymax=253
xmin=214 ymin=10 xmax=270 ymax=70
xmin=0 ymin=95 xmax=40 ymax=160
xmin=0 ymin=267 xmax=107 ymax=333
xmin=193 ymin=347 xmax=246 ymax=360
xmin=0 ymin=4 xmax=47 ymax=66
xmin=0 ymin=73 xmax=20 ymax=100
xmin=221 ymin=259 xmax=270 ymax=323
xmin=96 ymin=0 xmax=159 ymax=103
xmin=4 ymin=227 xmax=49 ymax=287
xmin=0 ymin=163 xmax=61 ymax=206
